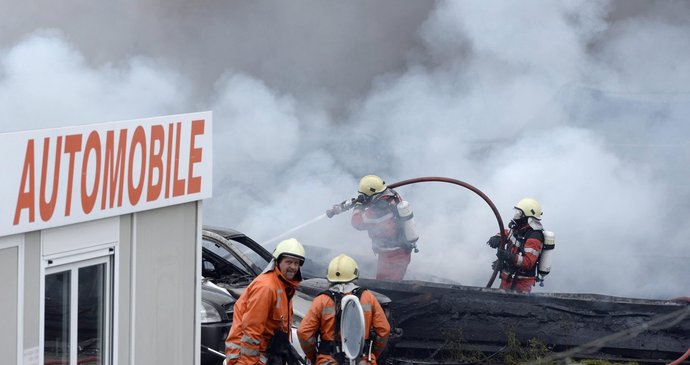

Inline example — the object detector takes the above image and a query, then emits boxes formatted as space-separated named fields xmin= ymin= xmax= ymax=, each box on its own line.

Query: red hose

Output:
xmin=668 ymin=346 xmax=690 ymax=365
xmin=388 ymin=177 xmax=506 ymax=288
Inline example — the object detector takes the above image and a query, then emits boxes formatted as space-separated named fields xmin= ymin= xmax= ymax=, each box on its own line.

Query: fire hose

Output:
xmin=386 ymin=177 xmax=506 ymax=288
xmin=326 ymin=176 xmax=507 ymax=287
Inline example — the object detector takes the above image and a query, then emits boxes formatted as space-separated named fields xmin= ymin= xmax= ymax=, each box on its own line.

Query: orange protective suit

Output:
xmin=499 ymin=225 xmax=544 ymax=293
xmin=297 ymin=288 xmax=390 ymax=365
xmin=225 ymin=265 xmax=301 ymax=365
xmin=351 ymin=189 xmax=411 ymax=280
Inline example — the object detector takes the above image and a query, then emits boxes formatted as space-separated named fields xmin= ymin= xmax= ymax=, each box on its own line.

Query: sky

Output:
xmin=2 ymin=0 xmax=689 ymax=299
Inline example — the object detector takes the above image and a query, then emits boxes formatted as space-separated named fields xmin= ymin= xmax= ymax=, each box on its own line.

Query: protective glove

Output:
xmin=486 ymin=235 xmax=502 ymax=249
xmin=355 ymin=194 xmax=367 ymax=205
xmin=491 ymin=259 xmax=500 ymax=271
xmin=340 ymin=198 xmax=355 ymax=210
xmin=496 ymin=249 xmax=513 ymax=263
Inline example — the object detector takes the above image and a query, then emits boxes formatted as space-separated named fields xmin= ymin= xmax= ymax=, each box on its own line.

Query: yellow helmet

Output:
xmin=327 ymin=254 xmax=359 ymax=283
xmin=273 ymin=238 xmax=305 ymax=265
xmin=358 ymin=175 xmax=386 ymax=196
xmin=514 ymin=198 xmax=543 ymax=219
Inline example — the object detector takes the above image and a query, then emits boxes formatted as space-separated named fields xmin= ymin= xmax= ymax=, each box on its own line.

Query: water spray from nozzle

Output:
xmin=261 ymin=214 xmax=328 ymax=246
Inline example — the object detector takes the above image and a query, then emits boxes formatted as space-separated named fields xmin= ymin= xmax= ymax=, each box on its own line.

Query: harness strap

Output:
xmin=315 ymin=288 xmax=368 ymax=360
xmin=505 ymin=228 xmax=545 ymax=287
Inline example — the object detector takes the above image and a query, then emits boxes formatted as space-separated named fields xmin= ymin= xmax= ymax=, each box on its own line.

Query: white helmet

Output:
xmin=273 ymin=238 xmax=305 ymax=265
xmin=358 ymin=175 xmax=386 ymax=197
xmin=327 ymin=254 xmax=359 ymax=283
xmin=514 ymin=198 xmax=543 ymax=220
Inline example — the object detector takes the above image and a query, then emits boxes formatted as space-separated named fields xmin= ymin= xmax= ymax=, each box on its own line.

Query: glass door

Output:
xmin=44 ymin=256 xmax=112 ymax=365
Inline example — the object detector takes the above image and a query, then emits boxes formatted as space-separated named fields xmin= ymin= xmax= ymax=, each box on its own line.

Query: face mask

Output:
xmin=509 ymin=208 xmax=526 ymax=228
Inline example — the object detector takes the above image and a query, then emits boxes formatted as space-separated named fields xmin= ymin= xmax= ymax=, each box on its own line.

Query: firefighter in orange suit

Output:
xmin=351 ymin=175 xmax=412 ymax=280
xmin=297 ymin=254 xmax=391 ymax=365
xmin=487 ymin=198 xmax=545 ymax=293
xmin=225 ymin=238 xmax=305 ymax=365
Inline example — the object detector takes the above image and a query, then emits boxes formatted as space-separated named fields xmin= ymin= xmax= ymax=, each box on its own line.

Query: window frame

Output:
xmin=42 ymin=249 xmax=114 ymax=365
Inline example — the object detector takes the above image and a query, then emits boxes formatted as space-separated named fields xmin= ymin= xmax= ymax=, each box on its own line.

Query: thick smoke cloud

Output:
xmin=0 ymin=30 xmax=192 ymax=131
xmin=2 ymin=0 xmax=689 ymax=299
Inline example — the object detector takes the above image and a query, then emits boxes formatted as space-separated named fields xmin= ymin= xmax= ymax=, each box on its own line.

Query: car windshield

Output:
xmin=203 ymin=239 xmax=241 ymax=267
xmin=231 ymin=243 xmax=269 ymax=270
xmin=203 ymin=236 xmax=270 ymax=272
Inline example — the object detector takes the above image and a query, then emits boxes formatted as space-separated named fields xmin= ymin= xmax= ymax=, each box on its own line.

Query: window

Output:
xmin=44 ymin=255 xmax=112 ymax=365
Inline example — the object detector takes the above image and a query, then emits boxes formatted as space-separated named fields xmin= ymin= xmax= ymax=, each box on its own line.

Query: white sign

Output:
xmin=1 ymin=111 xmax=213 ymax=236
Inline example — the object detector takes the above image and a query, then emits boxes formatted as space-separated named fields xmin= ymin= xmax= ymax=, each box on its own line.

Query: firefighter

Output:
xmin=487 ymin=198 xmax=545 ymax=293
xmin=297 ymin=254 xmax=391 ymax=365
xmin=350 ymin=175 xmax=416 ymax=280
xmin=225 ymin=238 xmax=306 ymax=365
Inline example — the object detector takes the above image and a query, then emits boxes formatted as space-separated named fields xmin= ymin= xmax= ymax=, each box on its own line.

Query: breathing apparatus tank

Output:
xmin=396 ymin=200 xmax=419 ymax=253
xmin=537 ymin=230 xmax=555 ymax=286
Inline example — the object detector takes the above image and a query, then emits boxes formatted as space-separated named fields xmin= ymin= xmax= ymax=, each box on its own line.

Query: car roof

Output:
xmin=202 ymin=225 xmax=246 ymax=239
xmin=202 ymin=225 xmax=273 ymax=263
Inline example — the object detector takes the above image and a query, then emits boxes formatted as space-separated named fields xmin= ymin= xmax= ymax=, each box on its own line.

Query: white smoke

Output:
xmin=2 ymin=1 xmax=689 ymax=299
xmin=0 ymin=30 xmax=191 ymax=131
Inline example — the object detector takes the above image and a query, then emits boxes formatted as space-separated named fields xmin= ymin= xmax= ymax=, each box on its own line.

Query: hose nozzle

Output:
xmin=326 ymin=198 xmax=356 ymax=218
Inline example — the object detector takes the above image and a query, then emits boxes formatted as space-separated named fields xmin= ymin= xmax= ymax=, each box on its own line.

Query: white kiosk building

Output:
xmin=0 ymin=111 xmax=213 ymax=365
